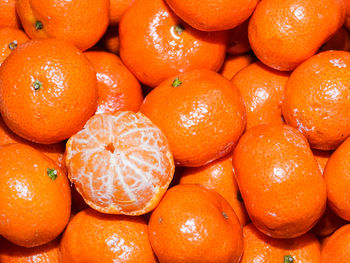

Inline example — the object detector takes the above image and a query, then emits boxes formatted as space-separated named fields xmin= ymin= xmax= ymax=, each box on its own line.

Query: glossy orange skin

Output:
xmin=0 ymin=28 xmax=29 ymax=65
xmin=0 ymin=39 xmax=98 ymax=144
xmin=219 ymin=53 xmax=255 ymax=80
xmin=61 ymin=208 xmax=156 ymax=263
xmin=231 ymin=62 xmax=289 ymax=130
xmin=321 ymin=27 xmax=350 ymax=52
xmin=165 ymin=0 xmax=258 ymax=31
xmin=227 ymin=20 xmax=251 ymax=55
xmin=312 ymin=149 xmax=332 ymax=174
xmin=312 ymin=206 xmax=347 ymax=237
xmin=249 ymin=0 xmax=345 ymax=71
xmin=282 ymin=51 xmax=350 ymax=150
xmin=0 ymin=117 xmax=66 ymax=171
xmin=345 ymin=0 xmax=350 ymax=29
xmin=241 ymin=223 xmax=321 ymax=262
xmin=109 ymin=0 xmax=134 ymax=25
xmin=0 ymin=239 xmax=61 ymax=263
xmin=84 ymin=51 xmax=143 ymax=114
xmin=140 ymin=69 xmax=246 ymax=167
xmin=321 ymin=224 xmax=350 ymax=263
xmin=0 ymin=144 xmax=71 ymax=248
xmin=119 ymin=0 xmax=228 ymax=87
xmin=324 ymin=137 xmax=350 ymax=221
xmin=101 ymin=26 xmax=119 ymax=54
xmin=180 ymin=154 xmax=249 ymax=226
xmin=16 ymin=0 xmax=109 ymax=51
xmin=233 ymin=124 xmax=327 ymax=238
xmin=0 ymin=0 xmax=20 ymax=28
xmin=148 ymin=184 xmax=243 ymax=263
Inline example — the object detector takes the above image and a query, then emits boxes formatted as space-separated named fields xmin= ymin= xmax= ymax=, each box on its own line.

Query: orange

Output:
xmin=101 ymin=26 xmax=119 ymax=54
xmin=109 ymin=0 xmax=134 ymax=25
xmin=61 ymin=208 xmax=156 ymax=263
xmin=231 ymin=61 xmax=289 ymax=130
xmin=0 ymin=27 xmax=29 ymax=65
xmin=65 ymin=111 xmax=174 ymax=215
xmin=241 ymin=223 xmax=321 ymax=262
xmin=140 ymin=69 xmax=246 ymax=167
xmin=0 ymin=116 xmax=66 ymax=171
xmin=0 ymin=143 xmax=71 ymax=247
xmin=313 ymin=149 xmax=332 ymax=174
xmin=16 ymin=0 xmax=109 ymax=51
xmin=282 ymin=50 xmax=350 ymax=150
xmin=312 ymin=206 xmax=347 ymax=237
xmin=233 ymin=124 xmax=327 ymax=238
xmin=180 ymin=153 xmax=249 ymax=226
xmin=148 ymin=184 xmax=243 ymax=263
xmin=164 ymin=0 xmax=258 ymax=31
xmin=321 ymin=224 xmax=350 ymax=263
xmin=0 ymin=38 xmax=98 ymax=144
xmin=321 ymin=27 xmax=350 ymax=52
xmin=345 ymin=0 xmax=350 ymax=29
xmin=0 ymin=0 xmax=20 ymax=29
xmin=0 ymin=239 xmax=61 ymax=262
xmin=324 ymin=136 xmax=350 ymax=220
xmin=219 ymin=53 xmax=255 ymax=80
xmin=227 ymin=20 xmax=251 ymax=55
xmin=84 ymin=51 xmax=143 ymax=114
xmin=249 ymin=0 xmax=345 ymax=71
xmin=119 ymin=0 xmax=228 ymax=87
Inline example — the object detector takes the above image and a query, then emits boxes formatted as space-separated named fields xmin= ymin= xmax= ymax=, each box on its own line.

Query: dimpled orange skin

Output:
xmin=180 ymin=154 xmax=249 ymax=226
xmin=0 ymin=239 xmax=61 ymax=263
xmin=233 ymin=124 xmax=327 ymax=238
xmin=109 ymin=0 xmax=134 ymax=25
xmin=312 ymin=149 xmax=332 ymax=174
xmin=0 ymin=116 xmax=66 ymax=171
xmin=84 ymin=51 xmax=143 ymax=114
xmin=249 ymin=0 xmax=345 ymax=71
xmin=219 ymin=53 xmax=255 ymax=80
xmin=148 ymin=184 xmax=243 ymax=263
xmin=165 ymin=0 xmax=258 ymax=31
xmin=231 ymin=62 xmax=289 ymax=130
xmin=312 ymin=206 xmax=347 ymax=237
xmin=61 ymin=208 xmax=157 ymax=263
xmin=241 ymin=223 xmax=321 ymax=263
xmin=16 ymin=0 xmax=109 ymax=51
xmin=321 ymin=224 xmax=350 ymax=263
xmin=140 ymin=69 xmax=246 ymax=167
xmin=0 ymin=0 xmax=20 ymax=28
xmin=345 ymin=0 xmax=350 ymax=29
xmin=282 ymin=51 xmax=350 ymax=150
xmin=321 ymin=27 xmax=350 ymax=52
xmin=0 ymin=144 xmax=71 ymax=248
xmin=119 ymin=0 xmax=228 ymax=87
xmin=0 ymin=28 xmax=29 ymax=65
xmin=324 ymin=137 xmax=350 ymax=221
xmin=0 ymin=38 xmax=98 ymax=144
xmin=227 ymin=20 xmax=251 ymax=55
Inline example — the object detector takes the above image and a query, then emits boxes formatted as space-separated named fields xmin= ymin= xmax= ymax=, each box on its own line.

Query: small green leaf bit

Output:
xmin=284 ymin=255 xmax=294 ymax=263
xmin=47 ymin=168 xmax=58 ymax=181
xmin=35 ymin=21 xmax=43 ymax=30
xmin=172 ymin=77 xmax=182 ymax=87
xmin=8 ymin=40 xmax=18 ymax=51
xmin=174 ymin=24 xmax=185 ymax=35
xmin=32 ymin=80 xmax=43 ymax=91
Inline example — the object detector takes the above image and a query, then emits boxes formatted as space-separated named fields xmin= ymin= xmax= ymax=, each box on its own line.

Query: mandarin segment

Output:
xmin=66 ymin=111 xmax=174 ymax=215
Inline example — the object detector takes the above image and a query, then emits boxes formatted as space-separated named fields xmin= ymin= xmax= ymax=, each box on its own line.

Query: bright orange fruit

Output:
xmin=233 ymin=124 xmax=327 ymax=238
xmin=219 ymin=53 xmax=255 ymax=80
xmin=0 ymin=0 xmax=20 ymax=29
xmin=65 ymin=111 xmax=174 ymax=215
xmin=0 ymin=27 xmax=29 ymax=65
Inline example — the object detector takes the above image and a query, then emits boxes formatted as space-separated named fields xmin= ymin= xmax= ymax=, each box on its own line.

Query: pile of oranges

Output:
xmin=0 ymin=0 xmax=350 ymax=262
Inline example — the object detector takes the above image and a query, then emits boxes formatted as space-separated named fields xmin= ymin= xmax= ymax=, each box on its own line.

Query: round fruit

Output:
xmin=233 ymin=124 xmax=327 ymax=238
xmin=0 ymin=0 xmax=20 ymax=29
xmin=219 ymin=53 xmax=255 ymax=80
xmin=0 ymin=38 xmax=98 ymax=144
xmin=148 ymin=184 xmax=243 ymax=263
xmin=0 ymin=27 xmax=29 ymax=65
xmin=140 ymin=69 xmax=246 ymax=167
xmin=61 ymin=208 xmax=156 ymax=263
xmin=282 ymin=50 xmax=350 ymax=150
xmin=0 ymin=143 xmax=71 ymax=247
xmin=65 ymin=111 xmax=174 ymax=215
